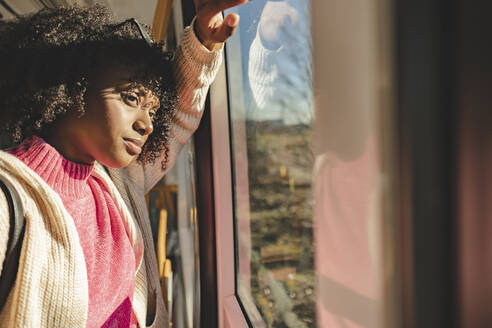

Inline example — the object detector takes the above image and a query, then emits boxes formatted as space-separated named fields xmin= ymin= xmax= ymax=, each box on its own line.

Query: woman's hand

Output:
xmin=258 ymin=0 xmax=298 ymax=50
xmin=193 ymin=0 xmax=248 ymax=51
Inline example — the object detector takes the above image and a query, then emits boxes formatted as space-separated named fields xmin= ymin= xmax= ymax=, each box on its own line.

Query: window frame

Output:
xmin=208 ymin=51 xmax=250 ymax=328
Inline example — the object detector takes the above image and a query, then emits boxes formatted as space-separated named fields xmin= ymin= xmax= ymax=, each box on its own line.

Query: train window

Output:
xmin=224 ymin=0 xmax=313 ymax=326
xmin=217 ymin=0 xmax=400 ymax=327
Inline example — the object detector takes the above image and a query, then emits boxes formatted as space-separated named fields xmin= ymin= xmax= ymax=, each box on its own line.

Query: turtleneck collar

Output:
xmin=7 ymin=136 xmax=94 ymax=198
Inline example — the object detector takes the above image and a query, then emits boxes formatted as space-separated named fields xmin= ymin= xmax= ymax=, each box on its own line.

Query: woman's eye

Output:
xmin=123 ymin=93 xmax=139 ymax=106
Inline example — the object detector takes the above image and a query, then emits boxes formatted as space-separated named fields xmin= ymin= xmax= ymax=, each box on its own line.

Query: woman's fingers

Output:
xmin=195 ymin=13 xmax=239 ymax=49
xmin=213 ymin=13 xmax=240 ymax=42
xmin=194 ymin=0 xmax=246 ymax=49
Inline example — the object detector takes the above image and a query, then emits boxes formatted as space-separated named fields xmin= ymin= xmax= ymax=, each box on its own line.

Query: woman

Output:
xmin=0 ymin=1 xmax=244 ymax=327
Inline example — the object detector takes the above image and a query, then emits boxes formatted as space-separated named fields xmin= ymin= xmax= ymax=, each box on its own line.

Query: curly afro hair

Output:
xmin=0 ymin=4 xmax=178 ymax=167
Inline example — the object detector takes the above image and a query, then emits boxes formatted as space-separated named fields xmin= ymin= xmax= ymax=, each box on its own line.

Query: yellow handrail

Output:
xmin=157 ymin=209 xmax=168 ymax=278
xmin=152 ymin=0 xmax=173 ymax=43
xmin=157 ymin=208 xmax=173 ymax=325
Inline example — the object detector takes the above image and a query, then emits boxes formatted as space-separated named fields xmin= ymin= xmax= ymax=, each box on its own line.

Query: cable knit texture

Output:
xmin=7 ymin=136 xmax=137 ymax=328
xmin=0 ymin=22 xmax=222 ymax=328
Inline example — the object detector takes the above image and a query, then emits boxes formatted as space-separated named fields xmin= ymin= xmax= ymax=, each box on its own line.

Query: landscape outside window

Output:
xmin=225 ymin=1 xmax=315 ymax=326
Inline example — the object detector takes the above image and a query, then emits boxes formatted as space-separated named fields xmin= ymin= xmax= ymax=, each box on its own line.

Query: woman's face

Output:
xmin=48 ymin=65 xmax=160 ymax=168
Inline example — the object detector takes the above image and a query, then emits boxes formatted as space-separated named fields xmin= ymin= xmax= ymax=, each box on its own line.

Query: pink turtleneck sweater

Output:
xmin=9 ymin=136 xmax=138 ymax=328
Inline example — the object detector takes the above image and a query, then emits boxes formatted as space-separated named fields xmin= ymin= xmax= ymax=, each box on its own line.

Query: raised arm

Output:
xmin=123 ymin=0 xmax=246 ymax=193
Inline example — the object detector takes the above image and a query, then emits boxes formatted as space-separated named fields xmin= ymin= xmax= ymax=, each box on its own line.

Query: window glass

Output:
xmin=225 ymin=1 xmax=315 ymax=326
xmin=225 ymin=0 xmax=395 ymax=327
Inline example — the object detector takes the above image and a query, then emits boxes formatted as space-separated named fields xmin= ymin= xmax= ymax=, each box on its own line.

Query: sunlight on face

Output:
xmin=47 ymin=65 xmax=160 ymax=168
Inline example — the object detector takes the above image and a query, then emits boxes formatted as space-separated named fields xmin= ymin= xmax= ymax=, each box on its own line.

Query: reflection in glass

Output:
xmin=311 ymin=0 xmax=393 ymax=326
xmin=226 ymin=0 xmax=394 ymax=327
xmin=226 ymin=0 xmax=314 ymax=326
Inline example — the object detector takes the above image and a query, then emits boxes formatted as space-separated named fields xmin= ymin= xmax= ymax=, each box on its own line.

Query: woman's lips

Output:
xmin=123 ymin=138 xmax=143 ymax=155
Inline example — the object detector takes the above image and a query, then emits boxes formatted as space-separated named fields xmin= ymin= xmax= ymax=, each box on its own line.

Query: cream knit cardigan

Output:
xmin=0 ymin=23 xmax=222 ymax=328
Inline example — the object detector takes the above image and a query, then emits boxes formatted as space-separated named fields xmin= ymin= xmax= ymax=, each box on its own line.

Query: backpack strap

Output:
xmin=0 ymin=174 xmax=26 ymax=311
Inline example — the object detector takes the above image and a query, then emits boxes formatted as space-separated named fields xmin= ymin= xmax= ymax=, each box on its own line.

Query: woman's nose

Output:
xmin=133 ymin=113 xmax=153 ymax=136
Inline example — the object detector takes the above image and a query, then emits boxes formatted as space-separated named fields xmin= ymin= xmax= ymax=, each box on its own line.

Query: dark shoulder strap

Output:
xmin=0 ymin=174 xmax=25 ymax=311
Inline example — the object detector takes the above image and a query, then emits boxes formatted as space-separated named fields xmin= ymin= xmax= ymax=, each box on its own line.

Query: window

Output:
xmin=225 ymin=0 xmax=314 ymax=326
xmin=223 ymin=0 xmax=398 ymax=327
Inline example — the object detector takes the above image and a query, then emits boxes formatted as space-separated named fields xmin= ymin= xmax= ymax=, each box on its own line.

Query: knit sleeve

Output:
xmin=123 ymin=19 xmax=223 ymax=194
xmin=248 ymin=29 xmax=283 ymax=110
xmin=0 ymin=189 xmax=10 ymax=276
